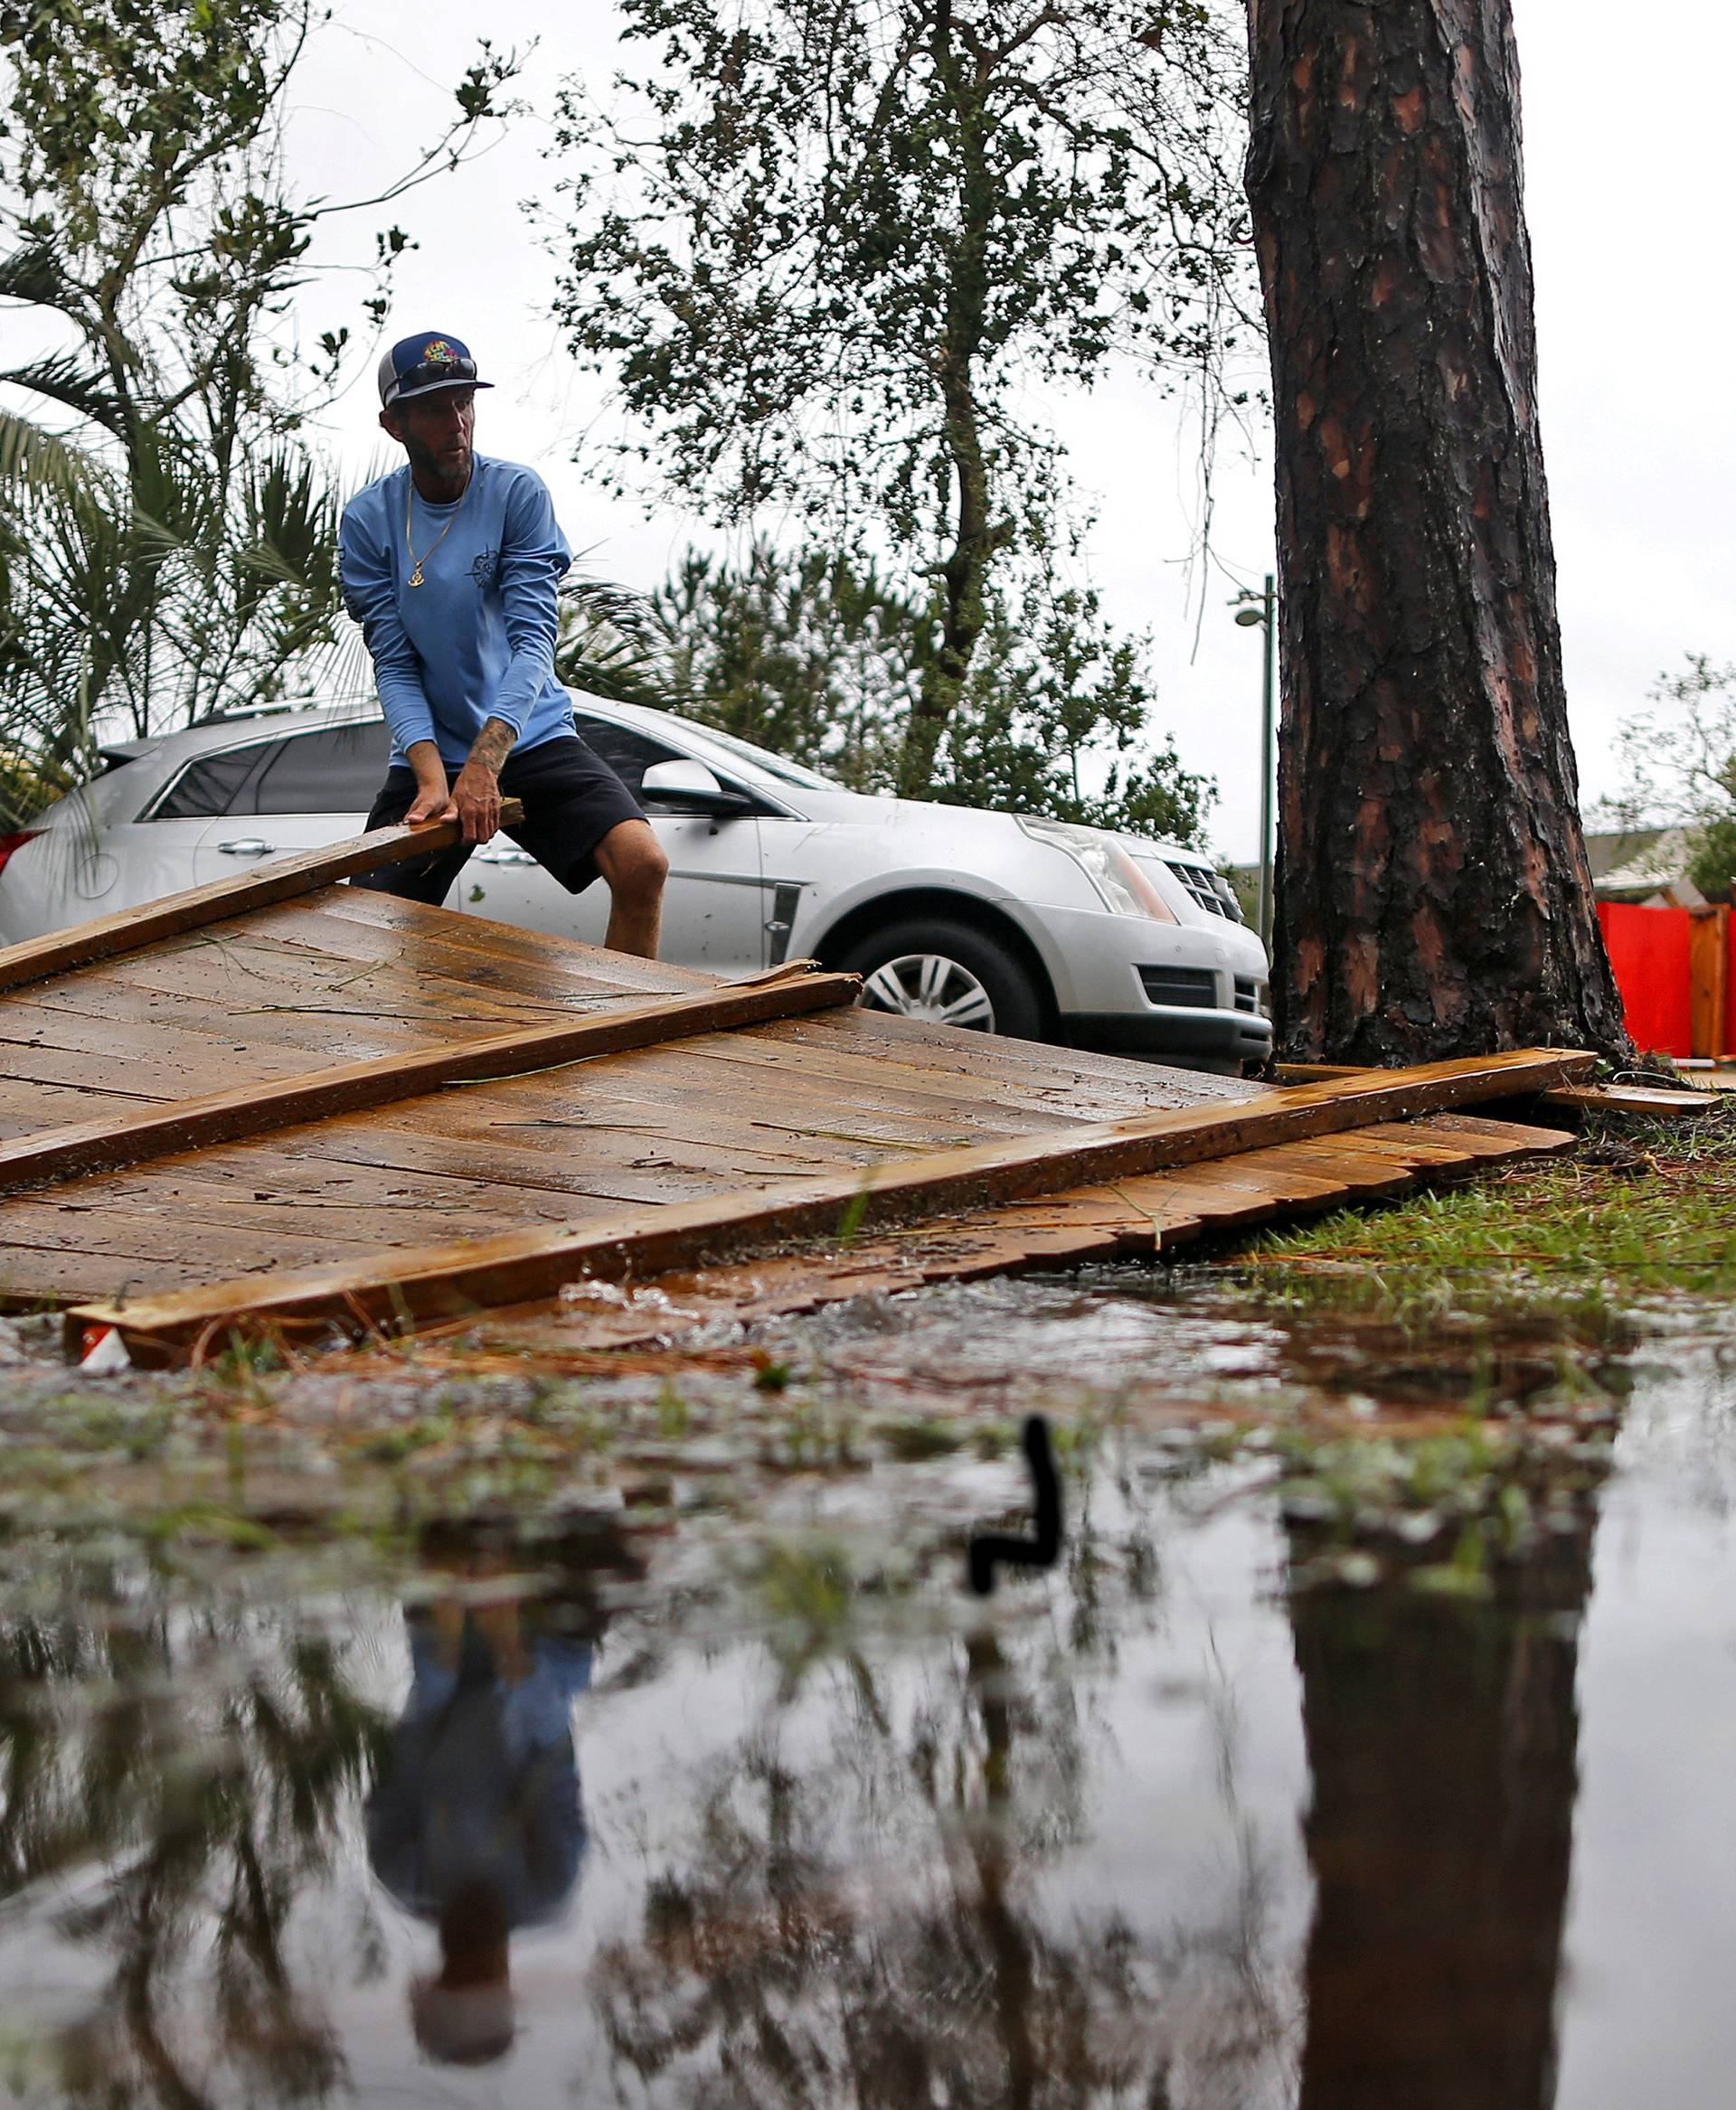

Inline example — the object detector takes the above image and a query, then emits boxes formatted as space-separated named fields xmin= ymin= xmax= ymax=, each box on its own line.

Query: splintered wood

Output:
xmin=0 ymin=821 xmax=1602 ymax=1366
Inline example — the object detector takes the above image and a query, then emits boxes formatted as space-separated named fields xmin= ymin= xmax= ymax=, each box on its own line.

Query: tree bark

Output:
xmin=1244 ymin=0 xmax=1630 ymax=1062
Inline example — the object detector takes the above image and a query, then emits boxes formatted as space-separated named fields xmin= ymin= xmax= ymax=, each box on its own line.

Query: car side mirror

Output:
xmin=639 ymin=758 xmax=755 ymax=818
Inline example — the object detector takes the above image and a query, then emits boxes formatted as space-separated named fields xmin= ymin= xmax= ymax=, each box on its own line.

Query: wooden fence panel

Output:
xmin=1688 ymin=905 xmax=1730 ymax=1061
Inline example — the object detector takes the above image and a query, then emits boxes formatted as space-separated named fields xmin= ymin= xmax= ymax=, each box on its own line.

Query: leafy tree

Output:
xmin=644 ymin=542 xmax=920 ymax=790
xmin=0 ymin=0 xmax=519 ymax=819
xmin=632 ymin=537 xmax=1213 ymax=843
xmin=550 ymin=0 xmax=1250 ymax=799
xmin=1601 ymin=655 xmax=1736 ymax=902
xmin=940 ymin=569 xmax=1213 ymax=843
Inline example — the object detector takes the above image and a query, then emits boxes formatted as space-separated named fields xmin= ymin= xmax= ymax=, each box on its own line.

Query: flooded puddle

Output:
xmin=0 ymin=1274 xmax=1731 ymax=2105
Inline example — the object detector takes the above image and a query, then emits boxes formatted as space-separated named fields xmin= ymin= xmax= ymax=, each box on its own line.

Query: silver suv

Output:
xmin=0 ymin=699 xmax=1272 ymax=1070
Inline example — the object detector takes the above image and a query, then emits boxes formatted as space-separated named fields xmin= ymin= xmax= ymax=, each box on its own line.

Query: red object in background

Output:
xmin=1721 ymin=915 xmax=1736 ymax=1055
xmin=0 ymin=830 xmax=41 ymax=880
xmin=1597 ymin=902 xmax=1694 ymax=1057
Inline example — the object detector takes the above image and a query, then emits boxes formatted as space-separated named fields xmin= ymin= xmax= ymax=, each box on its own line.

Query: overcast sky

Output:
xmin=284 ymin=0 xmax=1736 ymax=860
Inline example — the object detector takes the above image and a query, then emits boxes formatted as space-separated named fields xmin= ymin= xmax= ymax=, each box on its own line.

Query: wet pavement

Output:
xmin=0 ymin=1269 xmax=1731 ymax=2105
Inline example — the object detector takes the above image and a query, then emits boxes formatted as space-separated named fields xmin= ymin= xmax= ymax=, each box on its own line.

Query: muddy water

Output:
xmin=0 ymin=1278 xmax=1731 ymax=2106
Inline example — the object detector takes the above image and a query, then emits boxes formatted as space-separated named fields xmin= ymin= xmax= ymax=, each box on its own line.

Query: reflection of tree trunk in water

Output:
xmin=1290 ymin=1521 xmax=1596 ymax=2110
xmin=966 ymin=1632 xmax=1038 ymax=2110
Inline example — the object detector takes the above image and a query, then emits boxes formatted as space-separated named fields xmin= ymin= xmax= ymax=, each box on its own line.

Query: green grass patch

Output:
xmin=1228 ymin=1105 xmax=1736 ymax=1335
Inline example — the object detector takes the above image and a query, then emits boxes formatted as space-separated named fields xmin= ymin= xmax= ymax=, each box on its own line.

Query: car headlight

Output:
xmin=1016 ymin=815 xmax=1178 ymax=922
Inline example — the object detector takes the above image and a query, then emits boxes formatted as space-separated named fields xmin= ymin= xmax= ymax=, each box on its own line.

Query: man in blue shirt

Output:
xmin=339 ymin=331 xmax=668 ymax=956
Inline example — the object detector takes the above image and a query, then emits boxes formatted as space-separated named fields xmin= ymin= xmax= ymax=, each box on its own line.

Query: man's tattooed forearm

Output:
xmin=467 ymin=717 xmax=517 ymax=775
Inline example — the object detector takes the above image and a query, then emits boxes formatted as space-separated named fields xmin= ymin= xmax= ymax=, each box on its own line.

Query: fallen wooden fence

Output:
xmin=0 ymin=813 xmax=1636 ymax=1368
xmin=70 ymin=1047 xmax=1594 ymax=1362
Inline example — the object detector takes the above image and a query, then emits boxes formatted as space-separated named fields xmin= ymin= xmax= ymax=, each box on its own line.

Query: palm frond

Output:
xmin=0 ymin=410 xmax=101 ymax=499
xmin=556 ymin=576 xmax=671 ymax=704
xmin=0 ymin=353 xmax=126 ymax=436
xmin=0 ymin=239 xmax=73 ymax=310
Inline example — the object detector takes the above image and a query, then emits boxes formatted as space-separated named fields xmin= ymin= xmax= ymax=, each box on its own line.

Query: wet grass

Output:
xmin=1225 ymin=1102 xmax=1736 ymax=1337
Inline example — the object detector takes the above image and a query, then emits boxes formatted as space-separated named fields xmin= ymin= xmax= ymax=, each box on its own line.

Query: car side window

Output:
xmin=573 ymin=717 xmax=682 ymax=796
xmin=151 ymin=743 xmax=279 ymax=821
xmin=151 ymin=722 xmax=391 ymax=821
xmin=250 ymin=721 xmax=391 ymax=813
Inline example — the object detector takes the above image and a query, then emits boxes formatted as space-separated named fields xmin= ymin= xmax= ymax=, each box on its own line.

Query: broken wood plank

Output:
xmin=1396 ymin=1112 xmax=1580 ymax=1153
xmin=0 ymin=965 xmax=858 ymax=1197
xmin=0 ymin=804 xmax=524 ymax=995
xmin=1277 ymin=1060 xmax=1713 ymax=1123
xmin=72 ymin=1046 xmax=1595 ymax=1361
xmin=1539 ymin=1081 xmax=1713 ymax=1116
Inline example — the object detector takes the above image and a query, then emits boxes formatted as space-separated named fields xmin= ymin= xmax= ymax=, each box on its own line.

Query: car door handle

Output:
xmin=217 ymin=839 xmax=274 ymax=857
xmin=475 ymin=843 xmax=537 ymax=865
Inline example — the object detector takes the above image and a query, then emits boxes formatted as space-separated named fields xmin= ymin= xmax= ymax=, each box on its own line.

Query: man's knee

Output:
xmin=596 ymin=821 xmax=667 ymax=902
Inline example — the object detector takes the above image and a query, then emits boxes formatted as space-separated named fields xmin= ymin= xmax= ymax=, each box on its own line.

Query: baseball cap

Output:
xmin=377 ymin=332 xmax=495 ymax=409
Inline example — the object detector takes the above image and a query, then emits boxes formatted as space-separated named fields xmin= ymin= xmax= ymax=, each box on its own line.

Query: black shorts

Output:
xmin=352 ymin=734 xmax=646 ymax=908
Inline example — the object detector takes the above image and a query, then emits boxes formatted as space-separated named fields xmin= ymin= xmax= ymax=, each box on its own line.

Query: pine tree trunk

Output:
xmin=1244 ymin=0 xmax=1630 ymax=1063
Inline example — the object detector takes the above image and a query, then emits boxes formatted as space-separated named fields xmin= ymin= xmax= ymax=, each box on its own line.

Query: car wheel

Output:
xmin=839 ymin=918 xmax=1046 ymax=1041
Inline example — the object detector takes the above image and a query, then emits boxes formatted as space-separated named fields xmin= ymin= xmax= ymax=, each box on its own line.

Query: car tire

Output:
xmin=839 ymin=918 xmax=1046 ymax=1041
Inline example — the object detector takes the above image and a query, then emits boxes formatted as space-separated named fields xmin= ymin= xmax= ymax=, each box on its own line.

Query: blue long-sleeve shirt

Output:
xmin=339 ymin=456 xmax=579 ymax=768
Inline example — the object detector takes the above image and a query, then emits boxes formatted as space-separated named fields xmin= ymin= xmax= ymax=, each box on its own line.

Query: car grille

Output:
xmin=1165 ymin=861 xmax=1242 ymax=922
xmin=1138 ymin=966 xmax=1220 ymax=1009
xmin=1233 ymin=975 xmax=1264 ymax=1015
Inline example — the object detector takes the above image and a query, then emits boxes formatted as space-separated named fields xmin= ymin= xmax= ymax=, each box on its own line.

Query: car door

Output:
xmin=463 ymin=718 xmax=769 ymax=972
xmin=187 ymin=719 xmax=392 ymax=884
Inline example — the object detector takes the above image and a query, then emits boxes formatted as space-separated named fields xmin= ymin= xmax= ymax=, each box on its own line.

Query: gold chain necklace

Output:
xmin=404 ymin=472 xmax=470 ymax=588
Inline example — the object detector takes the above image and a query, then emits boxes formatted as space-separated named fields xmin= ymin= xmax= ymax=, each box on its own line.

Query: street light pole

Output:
xmin=1231 ymin=573 xmax=1277 ymax=952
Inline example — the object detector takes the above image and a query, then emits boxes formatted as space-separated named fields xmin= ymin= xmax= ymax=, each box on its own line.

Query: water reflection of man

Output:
xmin=366 ymin=1524 xmax=637 ymax=2068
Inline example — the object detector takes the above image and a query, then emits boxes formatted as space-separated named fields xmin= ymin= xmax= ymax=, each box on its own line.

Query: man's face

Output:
xmin=381 ymin=386 xmax=476 ymax=485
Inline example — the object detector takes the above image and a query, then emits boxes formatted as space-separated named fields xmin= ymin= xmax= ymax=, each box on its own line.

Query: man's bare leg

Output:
xmin=593 ymin=819 xmax=669 ymax=959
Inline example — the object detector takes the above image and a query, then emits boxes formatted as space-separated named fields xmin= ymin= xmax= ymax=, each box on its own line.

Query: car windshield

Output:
xmin=667 ymin=718 xmax=842 ymax=792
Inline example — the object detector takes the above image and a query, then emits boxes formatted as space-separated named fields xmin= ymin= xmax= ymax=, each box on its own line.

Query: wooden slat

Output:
xmin=1539 ymin=1081 xmax=1712 ymax=1116
xmin=87 ymin=928 xmax=582 ymax=1030
xmin=1397 ymin=1112 xmax=1579 ymax=1153
xmin=782 ymin=1004 xmax=1250 ymax=1102
xmin=73 ymin=1047 xmax=1594 ymax=1361
xmin=1278 ymin=1060 xmax=1715 ymax=1124
xmin=266 ymin=1113 xmax=1577 ymax=1356
xmin=685 ymin=1017 xmax=1207 ymax=1126
xmin=0 ymin=804 xmax=524 ymax=994
xmin=244 ymin=900 xmax=694 ymax=1010
xmin=295 ymin=881 xmax=718 ymax=990
xmin=495 ymin=1035 xmax=1048 ymax=1148
xmin=0 ymin=965 xmax=857 ymax=1198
